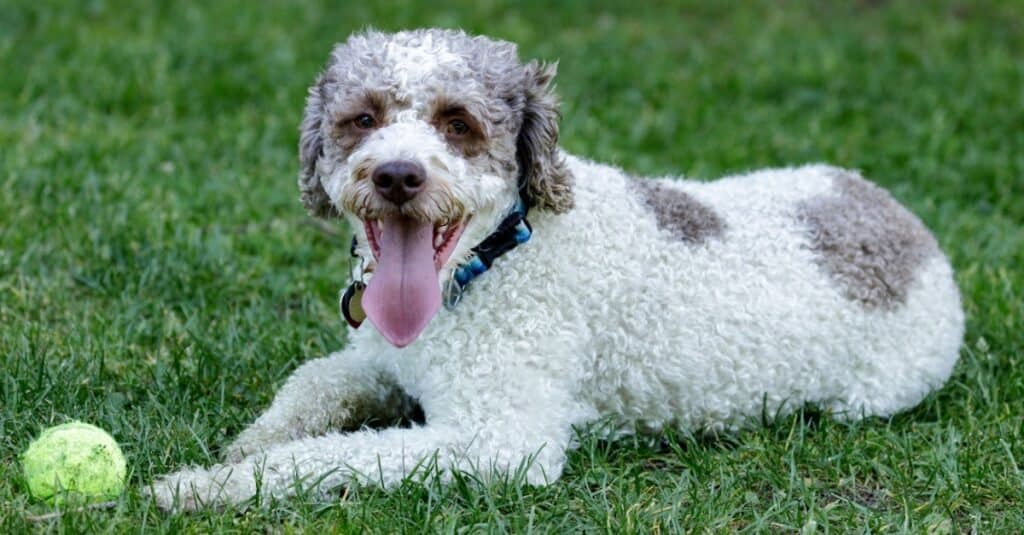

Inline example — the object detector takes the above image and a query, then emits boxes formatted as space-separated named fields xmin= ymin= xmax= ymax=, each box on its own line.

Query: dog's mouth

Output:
xmin=360 ymin=216 xmax=467 ymax=348
xmin=363 ymin=218 xmax=466 ymax=271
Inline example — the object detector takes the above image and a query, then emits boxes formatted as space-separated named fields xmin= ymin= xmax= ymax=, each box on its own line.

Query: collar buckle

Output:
xmin=442 ymin=278 xmax=464 ymax=310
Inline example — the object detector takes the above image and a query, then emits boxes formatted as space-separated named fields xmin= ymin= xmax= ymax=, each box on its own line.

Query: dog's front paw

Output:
xmin=148 ymin=464 xmax=257 ymax=512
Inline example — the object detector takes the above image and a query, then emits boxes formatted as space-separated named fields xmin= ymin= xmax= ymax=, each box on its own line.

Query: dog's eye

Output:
xmin=353 ymin=114 xmax=377 ymax=130
xmin=447 ymin=119 xmax=469 ymax=136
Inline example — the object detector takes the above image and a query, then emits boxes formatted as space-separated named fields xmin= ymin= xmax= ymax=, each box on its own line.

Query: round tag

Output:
xmin=340 ymin=281 xmax=367 ymax=328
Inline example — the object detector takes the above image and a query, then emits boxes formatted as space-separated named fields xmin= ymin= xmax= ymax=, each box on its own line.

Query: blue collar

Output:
xmin=443 ymin=198 xmax=532 ymax=308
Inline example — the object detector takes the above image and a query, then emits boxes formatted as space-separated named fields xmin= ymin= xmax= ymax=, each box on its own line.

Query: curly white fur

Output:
xmin=150 ymin=29 xmax=963 ymax=511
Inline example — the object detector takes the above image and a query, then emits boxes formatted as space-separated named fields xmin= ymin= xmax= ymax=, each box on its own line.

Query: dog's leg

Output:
xmin=152 ymin=373 xmax=576 ymax=510
xmin=223 ymin=348 xmax=401 ymax=462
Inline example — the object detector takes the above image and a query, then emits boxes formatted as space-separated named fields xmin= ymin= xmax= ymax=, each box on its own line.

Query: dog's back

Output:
xmin=516 ymin=156 xmax=963 ymax=433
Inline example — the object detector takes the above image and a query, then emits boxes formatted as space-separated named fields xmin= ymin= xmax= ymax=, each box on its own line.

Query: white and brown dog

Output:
xmin=152 ymin=28 xmax=964 ymax=510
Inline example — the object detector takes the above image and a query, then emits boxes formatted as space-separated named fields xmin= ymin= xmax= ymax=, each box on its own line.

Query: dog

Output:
xmin=151 ymin=28 xmax=964 ymax=510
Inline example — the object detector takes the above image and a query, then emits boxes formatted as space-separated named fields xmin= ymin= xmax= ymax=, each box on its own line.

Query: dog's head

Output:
xmin=298 ymin=29 xmax=573 ymax=347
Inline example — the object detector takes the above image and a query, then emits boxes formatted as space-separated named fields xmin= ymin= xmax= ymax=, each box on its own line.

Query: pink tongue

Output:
xmin=362 ymin=217 xmax=441 ymax=347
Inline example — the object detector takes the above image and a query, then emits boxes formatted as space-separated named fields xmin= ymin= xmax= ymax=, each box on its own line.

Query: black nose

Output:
xmin=372 ymin=160 xmax=426 ymax=205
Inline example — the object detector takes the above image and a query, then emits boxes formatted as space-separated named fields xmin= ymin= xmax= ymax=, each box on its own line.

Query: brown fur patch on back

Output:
xmin=797 ymin=169 xmax=940 ymax=310
xmin=631 ymin=178 xmax=726 ymax=244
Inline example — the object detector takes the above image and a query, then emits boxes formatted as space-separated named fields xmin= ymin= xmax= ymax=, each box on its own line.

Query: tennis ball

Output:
xmin=21 ymin=421 xmax=126 ymax=505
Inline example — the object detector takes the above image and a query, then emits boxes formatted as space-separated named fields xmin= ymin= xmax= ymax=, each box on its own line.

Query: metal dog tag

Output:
xmin=340 ymin=281 xmax=367 ymax=328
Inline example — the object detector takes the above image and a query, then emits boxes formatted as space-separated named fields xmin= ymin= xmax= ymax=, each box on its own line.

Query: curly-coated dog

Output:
xmin=152 ymin=28 xmax=964 ymax=510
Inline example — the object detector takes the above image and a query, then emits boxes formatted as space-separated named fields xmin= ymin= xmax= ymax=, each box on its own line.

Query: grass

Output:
xmin=1 ymin=0 xmax=1022 ymax=531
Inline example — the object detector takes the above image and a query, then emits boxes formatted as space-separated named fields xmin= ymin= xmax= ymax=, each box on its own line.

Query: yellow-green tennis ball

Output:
xmin=21 ymin=421 xmax=126 ymax=505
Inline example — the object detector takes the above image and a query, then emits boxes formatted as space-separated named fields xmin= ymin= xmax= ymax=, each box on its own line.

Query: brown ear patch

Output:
xmin=298 ymin=75 xmax=339 ymax=219
xmin=797 ymin=170 xmax=940 ymax=310
xmin=517 ymin=61 xmax=574 ymax=214
xmin=631 ymin=178 xmax=726 ymax=245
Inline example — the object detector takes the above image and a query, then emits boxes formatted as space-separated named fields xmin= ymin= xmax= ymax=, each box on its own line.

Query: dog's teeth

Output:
xmin=434 ymin=225 xmax=448 ymax=249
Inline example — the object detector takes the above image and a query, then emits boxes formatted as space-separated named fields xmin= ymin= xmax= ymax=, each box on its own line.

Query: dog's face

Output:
xmin=298 ymin=29 xmax=573 ymax=347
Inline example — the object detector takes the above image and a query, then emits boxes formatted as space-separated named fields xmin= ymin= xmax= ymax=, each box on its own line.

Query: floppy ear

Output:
xmin=297 ymin=75 xmax=340 ymax=218
xmin=517 ymin=61 xmax=574 ymax=213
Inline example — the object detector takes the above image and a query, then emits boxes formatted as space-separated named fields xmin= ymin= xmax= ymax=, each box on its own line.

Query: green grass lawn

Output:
xmin=2 ymin=0 xmax=1022 ymax=531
